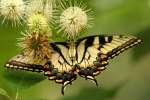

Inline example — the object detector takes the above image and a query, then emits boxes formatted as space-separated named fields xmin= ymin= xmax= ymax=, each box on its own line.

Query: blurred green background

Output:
xmin=0 ymin=0 xmax=150 ymax=100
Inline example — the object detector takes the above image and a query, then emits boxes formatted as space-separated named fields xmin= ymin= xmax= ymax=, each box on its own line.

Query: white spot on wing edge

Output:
xmin=6 ymin=64 xmax=9 ymax=67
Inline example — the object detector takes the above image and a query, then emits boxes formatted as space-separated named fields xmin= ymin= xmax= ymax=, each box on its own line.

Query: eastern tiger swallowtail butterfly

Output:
xmin=5 ymin=35 xmax=142 ymax=95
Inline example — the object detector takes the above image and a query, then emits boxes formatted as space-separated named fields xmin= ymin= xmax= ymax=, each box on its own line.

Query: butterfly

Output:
xmin=5 ymin=34 xmax=142 ymax=95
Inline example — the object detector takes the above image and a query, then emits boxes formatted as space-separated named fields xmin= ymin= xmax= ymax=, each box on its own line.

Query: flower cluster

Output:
xmin=0 ymin=0 xmax=54 ymax=26
xmin=1 ymin=0 xmax=94 ymax=64
xmin=0 ymin=0 xmax=93 ymax=37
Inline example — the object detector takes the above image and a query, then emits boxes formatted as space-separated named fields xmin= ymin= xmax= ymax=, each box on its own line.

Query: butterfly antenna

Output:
xmin=61 ymin=81 xmax=72 ymax=95
xmin=86 ymin=76 xmax=99 ymax=87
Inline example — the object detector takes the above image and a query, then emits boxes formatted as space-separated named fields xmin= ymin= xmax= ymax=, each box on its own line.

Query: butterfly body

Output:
xmin=5 ymin=34 xmax=142 ymax=94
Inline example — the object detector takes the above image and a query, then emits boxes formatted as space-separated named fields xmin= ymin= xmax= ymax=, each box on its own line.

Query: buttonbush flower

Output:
xmin=27 ymin=13 xmax=52 ymax=36
xmin=56 ymin=0 xmax=94 ymax=39
xmin=18 ymin=32 xmax=53 ymax=64
xmin=0 ymin=0 xmax=26 ymax=26
xmin=26 ymin=0 xmax=54 ymax=22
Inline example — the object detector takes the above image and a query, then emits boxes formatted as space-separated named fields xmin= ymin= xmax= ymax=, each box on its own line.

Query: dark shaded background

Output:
xmin=0 ymin=0 xmax=150 ymax=100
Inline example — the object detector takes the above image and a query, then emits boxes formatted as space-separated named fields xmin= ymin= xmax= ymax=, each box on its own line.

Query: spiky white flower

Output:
xmin=0 ymin=0 xmax=25 ymax=25
xmin=26 ymin=0 xmax=53 ymax=22
xmin=60 ymin=7 xmax=87 ymax=37
xmin=18 ymin=32 xmax=53 ymax=64
xmin=27 ymin=13 xmax=52 ymax=36
xmin=25 ymin=0 xmax=43 ymax=17
xmin=57 ymin=0 xmax=94 ymax=39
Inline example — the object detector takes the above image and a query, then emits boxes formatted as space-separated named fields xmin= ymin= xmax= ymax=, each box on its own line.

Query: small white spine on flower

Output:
xmin=0 ymin=0 xmax=25 ymax=25
xmin=44 ymin=0 xmax=54 ymax=21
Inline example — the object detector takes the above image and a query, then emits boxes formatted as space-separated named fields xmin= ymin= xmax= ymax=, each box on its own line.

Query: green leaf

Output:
xmin=3 ymin=69 xmax=46 ymax=89
xmin=0 ymin=88 xmax=10 ymax=99
xmin=60 ymin=83 xmax=124 ymax=100
xmin=132 ymin=28 xmax=150 ymax=61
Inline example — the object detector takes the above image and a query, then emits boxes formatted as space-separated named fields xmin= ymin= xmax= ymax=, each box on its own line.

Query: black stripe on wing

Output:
xmin=99 ymin=35 xmax=142 ymax=59
xmin=5 ymin=60 xmax=44 ymax=72
xmin=50 ymin=42 xmax=72 ymax=66
xmin=99 ymin=35 xmax=113 ymax=46
xmin=107 ymin=37 xmax=142 ymax=59
xmin=76 ymin=36 xmax=95 ymax=63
